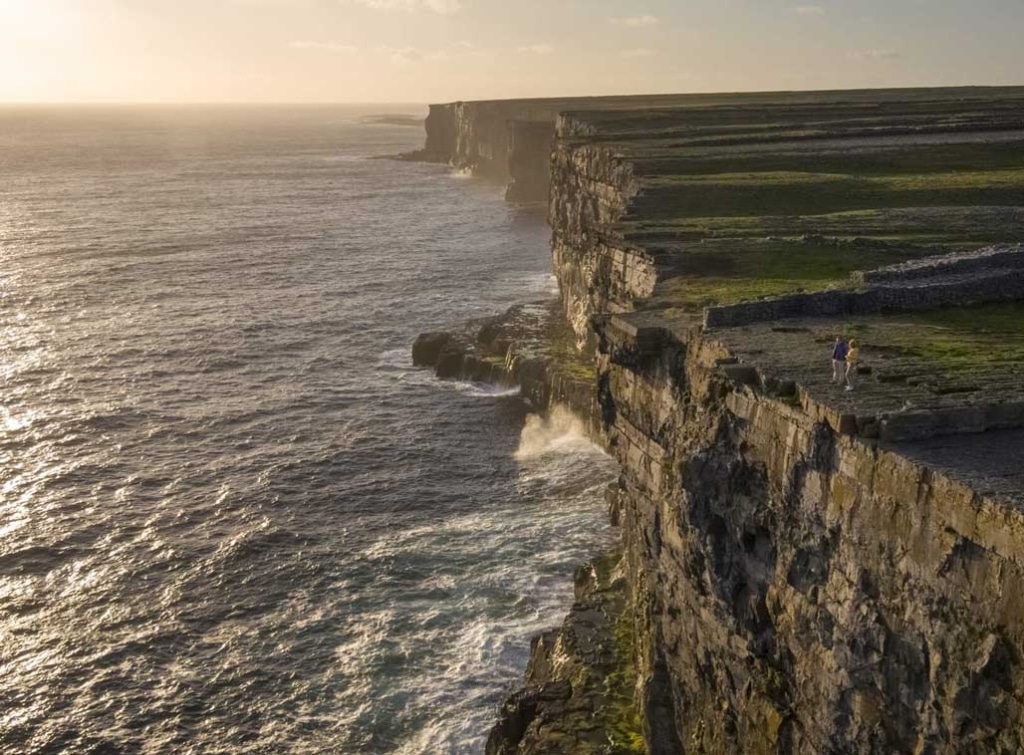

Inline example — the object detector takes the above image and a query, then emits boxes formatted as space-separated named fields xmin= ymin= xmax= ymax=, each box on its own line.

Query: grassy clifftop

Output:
xmin=557 ymin=87 xmax=1024 ymax=321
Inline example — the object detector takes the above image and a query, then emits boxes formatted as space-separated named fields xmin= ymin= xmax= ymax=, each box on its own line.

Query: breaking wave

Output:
xmin=515 ymin=405 xmax=601 ymax=460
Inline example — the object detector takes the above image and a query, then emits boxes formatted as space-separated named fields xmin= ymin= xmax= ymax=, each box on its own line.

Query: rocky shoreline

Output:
xmin=485 ymin=549 xmax=644 ymax=755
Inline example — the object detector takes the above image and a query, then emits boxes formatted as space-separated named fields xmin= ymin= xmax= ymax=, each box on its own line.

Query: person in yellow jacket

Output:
xmin=845 ymin=339 xmax=859 ymax=391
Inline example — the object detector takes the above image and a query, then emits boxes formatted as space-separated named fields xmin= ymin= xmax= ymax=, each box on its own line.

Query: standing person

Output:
xmin=845 ymin=339 xmax=860 ymax=391
xmin=831 ymin=336 xmax=848 ymax=384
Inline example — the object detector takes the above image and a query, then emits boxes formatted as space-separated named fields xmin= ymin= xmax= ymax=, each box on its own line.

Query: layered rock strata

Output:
xmin=407 ymin=100 xmax=567 ymax=201
xmin=595 ymin=313 xmax=1024 ymax=753
xmin=485 ymin=551 xmax=645 ymax=755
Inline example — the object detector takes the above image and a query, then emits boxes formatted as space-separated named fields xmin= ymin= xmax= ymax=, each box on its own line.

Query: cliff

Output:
xmin=413 ymin=92 xmax=901 ymax=203
xmin=597 ymin=313 xmax=1024 ymax=752
xmin=413 ymin=100 xmax=561 ymax=201
xmin=412 ymin=86 xmax=1024 ymax=753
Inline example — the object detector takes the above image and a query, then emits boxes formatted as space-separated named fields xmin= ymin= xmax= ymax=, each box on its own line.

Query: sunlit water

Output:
xmin=0 ymin=106 xmax=617 ymax=753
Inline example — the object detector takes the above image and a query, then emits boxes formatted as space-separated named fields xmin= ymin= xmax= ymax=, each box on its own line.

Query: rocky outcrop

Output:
xmin=485 ymin=551 xmax=647 ymax=755
xmin=411 ymin=301 xmax=604 ymax=438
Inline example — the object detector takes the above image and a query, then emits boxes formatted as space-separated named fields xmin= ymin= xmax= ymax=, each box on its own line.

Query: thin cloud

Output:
xmin=850 ymin=48 xmax=901 ymax=60
xmin=423 ymin=0 xmax=461 ymax=12
xmin=375 ymin=45 xmax=423 ymax=64
xmin=793 ymin=5 xmax=826 ymax=15
xmin=344 ymin=0 xmax=462 ymax=14
xmin=351 ymin=42 xmax=494 ymax=65
xmin=517 ymin=44 xmax=554 ymax=55
xmin=291 ymin=40 xmax=358 ymax=53
xmin=619 ymin=48 xmax=654 ymax=59
xmin=448 ymin=42 xmax=495 ymax=59
xmin=609 ymin=15 xmax=659 ymax=27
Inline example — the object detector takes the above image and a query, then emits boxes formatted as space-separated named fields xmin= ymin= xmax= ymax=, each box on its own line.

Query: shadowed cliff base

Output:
xmin=412 ymin=85 xmax=1024 ymax=754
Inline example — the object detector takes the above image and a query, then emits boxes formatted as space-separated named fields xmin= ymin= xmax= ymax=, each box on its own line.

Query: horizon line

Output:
xmin=3 ymin=82 xmax=1024 ymax=108
xmin=0 ymin=101 xmax=430 ymax=107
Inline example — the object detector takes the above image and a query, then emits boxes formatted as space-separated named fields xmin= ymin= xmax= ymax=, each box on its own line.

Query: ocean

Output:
xmin=0 ymin=106 xmax=617 ymax=753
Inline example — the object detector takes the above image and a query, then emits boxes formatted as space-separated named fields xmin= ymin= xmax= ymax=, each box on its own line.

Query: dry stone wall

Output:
xmin=703 ymin=253 xmax=1024 ymax=329
xmin=857 ymin=243 xmax=1024 ymax=284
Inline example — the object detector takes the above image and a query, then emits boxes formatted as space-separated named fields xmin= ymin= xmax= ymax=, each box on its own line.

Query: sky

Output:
xmin=1 ymin=0 xmax=1021 ymax=103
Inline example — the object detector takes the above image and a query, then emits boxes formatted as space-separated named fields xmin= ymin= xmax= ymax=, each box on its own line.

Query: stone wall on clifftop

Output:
xmin=702 ymin=244 xmax=1024 ymax=328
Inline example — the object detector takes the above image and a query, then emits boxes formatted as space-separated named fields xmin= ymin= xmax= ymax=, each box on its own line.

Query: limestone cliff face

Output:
xmin=598 ymin=317 xmax=1024 ymax=753
xmin=421 ymin=103 xmax=458 ymax=163
xmin=420 ymin=102 xmax=556 ymax=201
xmin=506 ymin=121 xmax=555 ymax=203
xmin=423 ymin=102 xmax=512 ymax=182
xmin=549 ymin=116 xmax=655 ymax=342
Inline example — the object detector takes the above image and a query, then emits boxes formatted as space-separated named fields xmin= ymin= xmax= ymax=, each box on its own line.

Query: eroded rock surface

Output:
xmin=486 ymin=552 xmax=649 ymax=755
xmin=410 ymin=301 xmax=603 ymax=436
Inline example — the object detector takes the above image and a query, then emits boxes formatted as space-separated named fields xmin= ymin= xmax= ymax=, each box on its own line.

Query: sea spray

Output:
xmin=515 ymin=405 xmax=600 ymax=460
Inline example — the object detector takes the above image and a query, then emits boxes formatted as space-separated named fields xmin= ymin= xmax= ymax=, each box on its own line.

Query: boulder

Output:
xmin=434 ymin=342 xmax=467 ymax=379
xmin=411 ymin=331 xmax=454 ymax=367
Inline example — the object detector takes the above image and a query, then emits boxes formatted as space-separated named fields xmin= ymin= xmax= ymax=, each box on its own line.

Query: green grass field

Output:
xmin=563 ymin=89 xmax=1024 ymax=320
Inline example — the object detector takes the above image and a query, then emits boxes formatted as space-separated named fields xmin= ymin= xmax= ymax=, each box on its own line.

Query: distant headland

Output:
xmin=362 ymin=113 xmax=425 ymax=128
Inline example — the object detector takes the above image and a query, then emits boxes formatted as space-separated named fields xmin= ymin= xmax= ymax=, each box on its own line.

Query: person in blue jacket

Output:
xmin=831 ymin=336 xmax=849 ymax=384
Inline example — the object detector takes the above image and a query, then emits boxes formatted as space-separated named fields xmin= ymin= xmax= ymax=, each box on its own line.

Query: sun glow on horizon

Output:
xmin=0 ymin=0 xmax=1021 ymax=104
